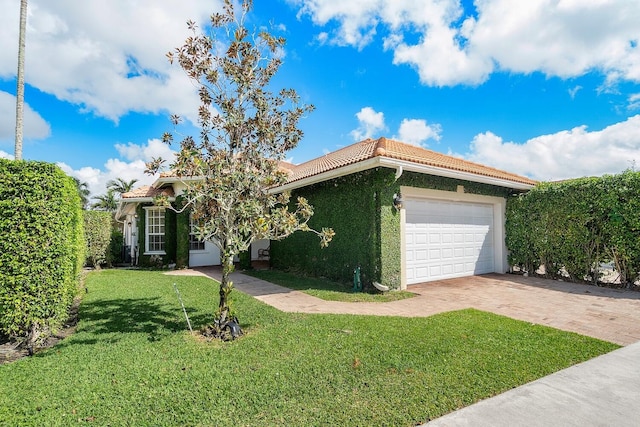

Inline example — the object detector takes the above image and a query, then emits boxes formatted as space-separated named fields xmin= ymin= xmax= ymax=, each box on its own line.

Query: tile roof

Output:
xmin=121 ymin=185 xmax=174 ymax=199
xmin=286 ymin=137 xmax=537 ymax=186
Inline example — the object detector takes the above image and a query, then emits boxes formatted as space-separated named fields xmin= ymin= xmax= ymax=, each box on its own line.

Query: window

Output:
xmin=145 ymin=207 xmax=165 ymax=253
xmin=189 ymin=215 xmax=205 ymax=251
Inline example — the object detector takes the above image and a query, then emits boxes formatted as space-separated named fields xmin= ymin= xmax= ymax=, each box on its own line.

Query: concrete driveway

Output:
xmin=175 ymin=268 xmax=640 ymax=346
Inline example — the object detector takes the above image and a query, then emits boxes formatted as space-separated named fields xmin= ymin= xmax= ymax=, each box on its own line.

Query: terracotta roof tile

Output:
xmin=286 ymin=137 xmax=537 ymax=186
xmin=286 ymin=140 xmax=377 ymax=182
xmin=122 ymin=185 xmax=174 ymax=199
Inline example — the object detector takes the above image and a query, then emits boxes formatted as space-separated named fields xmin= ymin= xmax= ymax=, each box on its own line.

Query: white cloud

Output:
xmin=0 ymin=91 xmax=51 ymax=141
xmin=568 ymin=85 xmax=582 ymax=99
xmin=292 ymin=0 xmax=640 ymax=86
xmin=58 ymin=139 xmax=176 ymax=199
xmin=629 ymin=93 xmax=640 ymax=110
xmin=115 ymin=139 xmax=176 ymax=164
xmin=395 ymin=118 xmax=441 ymax=146
xmin=350 ymin=108 xmax=443 ymax=146
xmin=464 ymin=115 xmax=640 ymax=181
xmin=0 ymin=150 xmax=14 ymax=160
xmin=0 ymin=0 xmax=218 ymax=122
xmin=350 ymin=107 xmax=386 ymax=140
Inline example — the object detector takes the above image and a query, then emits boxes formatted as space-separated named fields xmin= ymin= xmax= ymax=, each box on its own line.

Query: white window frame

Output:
xmin=189 ymin=214 xmax=206 ymax=252
xmin=144 ymin=207 xmax=166 ymax=255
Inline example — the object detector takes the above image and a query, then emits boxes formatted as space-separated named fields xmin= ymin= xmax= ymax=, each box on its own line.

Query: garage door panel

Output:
xmin=405 ymin=199 xmax=494 ymax=284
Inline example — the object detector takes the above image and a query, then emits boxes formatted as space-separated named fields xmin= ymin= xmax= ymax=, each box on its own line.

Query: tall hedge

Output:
xmin=0 ymin=160 xmax=85 ymax=344
xmin=84 ymin=210 xmax=112 ymax=268
xmin=506 ymin=171 xmax=640 ymax=286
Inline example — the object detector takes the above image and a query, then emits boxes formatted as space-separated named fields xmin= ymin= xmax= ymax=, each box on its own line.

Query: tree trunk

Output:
xmin=14 ymin=0 xmax=27 ymax=161
xmin=218 ymin=250 xmax=235 ymax=321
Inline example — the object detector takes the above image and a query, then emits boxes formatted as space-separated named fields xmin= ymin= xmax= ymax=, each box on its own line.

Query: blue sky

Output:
xmin=1 ymin=0 xmax=639 ymax=197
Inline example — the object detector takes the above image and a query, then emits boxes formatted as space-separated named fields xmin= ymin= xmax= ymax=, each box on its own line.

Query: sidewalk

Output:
xmin=423 ymin=340 xmax=640 ymax=426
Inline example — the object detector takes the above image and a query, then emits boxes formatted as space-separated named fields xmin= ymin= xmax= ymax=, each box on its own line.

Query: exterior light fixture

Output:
xmin=393 ymin=193 xmax=403 ymax=210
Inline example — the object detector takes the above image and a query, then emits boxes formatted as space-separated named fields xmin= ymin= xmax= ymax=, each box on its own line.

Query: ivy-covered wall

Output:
xmin=175 ymin=197 xmax=190 ymax=269
xmin=165 ymin=208 xmax=177 ymax=264
xmin=136 ymin=201 xmax=190 ymax=268
xmin=271 ymin=169 xmax=383 ymax=285
xmin=271 ymin=167 xmax=514 ymax=289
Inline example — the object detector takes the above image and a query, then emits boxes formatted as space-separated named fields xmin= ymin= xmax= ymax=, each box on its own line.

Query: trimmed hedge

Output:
xmin=84 ymin=210 xmax=112 ymax=268
xmin=271 ymin=167 xmax=512 ymax=289
xmin=0 ymin=160 xmax=85 ymax=343
xmin=506 ymin=171 xmax=640 ymax=286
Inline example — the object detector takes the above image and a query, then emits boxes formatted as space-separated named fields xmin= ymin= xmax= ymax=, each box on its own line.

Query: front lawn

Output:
xmin=247 ymin=269 xmax=415 ymax=302
xmin=0 ymin=270 xmax=618 ymax=426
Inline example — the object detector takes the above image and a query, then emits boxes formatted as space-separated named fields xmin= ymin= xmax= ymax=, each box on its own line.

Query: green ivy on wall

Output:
xmin=271 ymin=167 xmax=513 ymax=289
xmin=136 ymin=200 xmax=192 ymax=268
xmin=175 ymin=196 xmax=190 ymax=269
xmin=165 ymin=208 xmax=177 ymax=264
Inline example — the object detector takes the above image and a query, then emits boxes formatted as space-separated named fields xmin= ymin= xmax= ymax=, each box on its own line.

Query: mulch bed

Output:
xmin=0 ymin=296 xmax=81 ymax=365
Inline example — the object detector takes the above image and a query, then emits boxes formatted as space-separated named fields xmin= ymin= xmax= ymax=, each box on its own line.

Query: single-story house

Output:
xmin=116 ymin=137 xmax=536 ymax=289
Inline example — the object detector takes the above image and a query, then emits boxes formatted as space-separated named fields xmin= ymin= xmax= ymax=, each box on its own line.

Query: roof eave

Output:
xmin=269 ymin=157 xmax=381 ymax=193
xmin=377 ymin=158 xmax=536 ymax=191
xmin=119 ymin=196 xmax=176 ymax=203
xmin=153 ymin=175 xmax=201 ymax=188
xmin=270 ymin=157 xmax=535 ymax=193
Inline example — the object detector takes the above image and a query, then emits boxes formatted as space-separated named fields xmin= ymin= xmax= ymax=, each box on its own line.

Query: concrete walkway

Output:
xmin=167 ymin=268 xmax=640 ymax=426
xmin=169 ymin=267 xmax=640 ymax=345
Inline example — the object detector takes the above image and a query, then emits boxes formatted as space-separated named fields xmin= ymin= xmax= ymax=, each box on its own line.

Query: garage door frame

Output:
xmin=399 ymin=186 xmax=508 ymax=289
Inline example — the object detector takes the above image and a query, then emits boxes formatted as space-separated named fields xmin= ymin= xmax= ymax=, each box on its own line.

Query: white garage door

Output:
xmin=405 ymin=198 xmax=494 ymax=284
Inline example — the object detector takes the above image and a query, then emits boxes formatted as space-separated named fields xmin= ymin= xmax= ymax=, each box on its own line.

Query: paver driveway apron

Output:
xmin=170 ymin=268 xmax=640 ymax=346
xmin=408 ymin=274 xmax=640 ymax=346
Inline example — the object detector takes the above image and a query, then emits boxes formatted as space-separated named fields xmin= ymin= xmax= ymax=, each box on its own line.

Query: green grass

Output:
xmin=246 ymin=269 xmax=415 ymax=302
xmin=0 ymin=270 xmax=619 ymax=426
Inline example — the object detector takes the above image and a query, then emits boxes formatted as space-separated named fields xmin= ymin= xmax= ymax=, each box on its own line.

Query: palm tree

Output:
xmin=73 ymin=177 xmax=91 ymax=210
xmin=107 ymin=178 xmax=138 ymax=196
xmin=14 ymin=0 xmax=27 ymax=160
xmin=91 ymin=189 xmax=118 ymax=212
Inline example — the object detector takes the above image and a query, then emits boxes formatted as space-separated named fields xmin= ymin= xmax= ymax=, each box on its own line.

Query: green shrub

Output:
xmin=108 ymin=228 xmax=124 ymax=266
xmin=84 ymin=210 xmax=112 ymax=268
xmin=506 ymin=171 xmax=640 ymax=286
xmin=0 ymin=159 xmax=85 ymax=346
